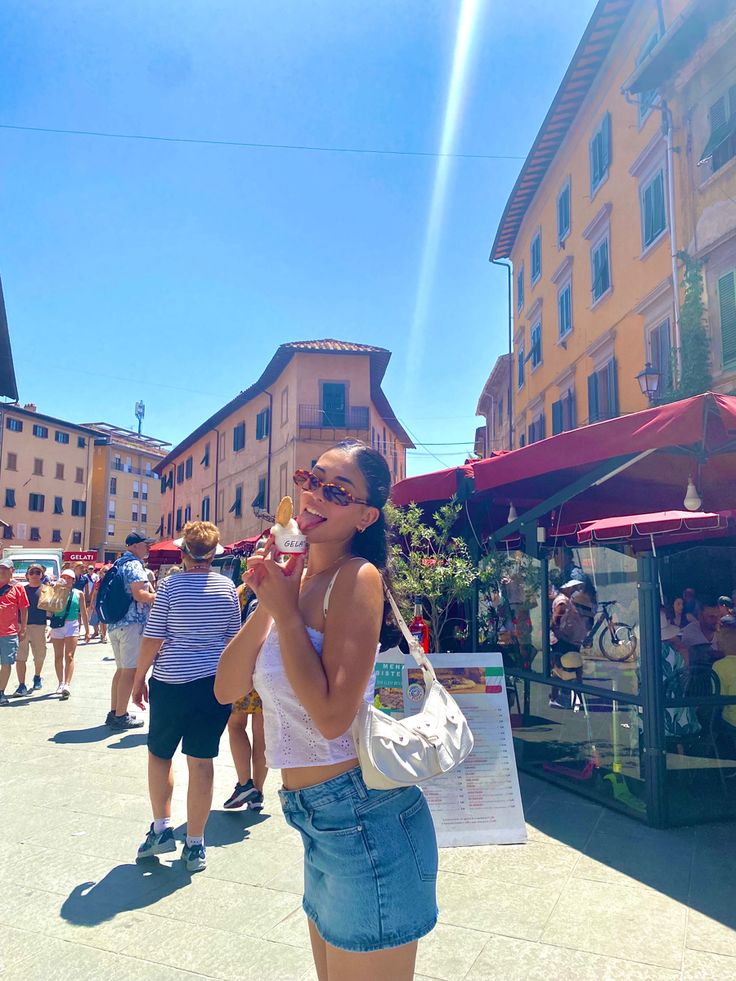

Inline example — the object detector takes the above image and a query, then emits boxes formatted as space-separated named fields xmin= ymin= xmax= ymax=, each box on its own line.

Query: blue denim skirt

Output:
xmin=279 ymin=767 xmax=438 ymax=952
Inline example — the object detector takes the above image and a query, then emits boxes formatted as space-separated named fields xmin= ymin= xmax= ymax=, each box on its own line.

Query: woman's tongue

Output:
xmin=297 ymin=511 xmax=327 ymax=532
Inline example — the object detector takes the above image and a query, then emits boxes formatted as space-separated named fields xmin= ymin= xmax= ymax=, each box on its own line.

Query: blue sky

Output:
xmin=1 ymin=0 xmax=597 ymax=475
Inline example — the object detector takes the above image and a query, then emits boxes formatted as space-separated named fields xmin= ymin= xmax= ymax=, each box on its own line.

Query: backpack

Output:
xmin=552 ymin=595 xmax=587 ymax=645
xmin=95 ymin=559 xmax=133 ymax=624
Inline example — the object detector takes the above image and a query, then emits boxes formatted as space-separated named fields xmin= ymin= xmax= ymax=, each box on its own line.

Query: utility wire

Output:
xmin=0 ymin=123 xmax=527 ymax=162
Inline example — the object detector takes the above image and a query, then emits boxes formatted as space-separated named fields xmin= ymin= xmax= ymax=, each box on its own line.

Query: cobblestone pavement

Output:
xmin=2 ymin=643 xmax=736 ymax=980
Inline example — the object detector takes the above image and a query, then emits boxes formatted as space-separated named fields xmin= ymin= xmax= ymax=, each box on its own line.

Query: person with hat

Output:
xmin=51 ymin=568 xmax=90 ymax=700
xmin=106 ymin=532 xmax=157 ymax=729
xmin=549 ymin=579 xmax=588 ymax=709
xmin=13 ymin=562 xmax=49 ymax=696
xmin=0 ymin=558 xmax=29 ymax=706
xmin=131 ymin=521 xmax=240 ymax=872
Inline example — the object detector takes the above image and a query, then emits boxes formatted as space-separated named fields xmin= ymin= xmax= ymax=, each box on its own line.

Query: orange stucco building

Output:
xmin=156 ymin=340 xmax=413 ymax=546
xmin=486 ymin=0 xmax=734 ymax=448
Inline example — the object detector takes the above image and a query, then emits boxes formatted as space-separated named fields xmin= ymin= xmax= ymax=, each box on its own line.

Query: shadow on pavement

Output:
xmin=49 ymin=726 xmax=112 ymax=744
xmin=107 ymin=733 xmax=148 ymax=749
xmin=173 ymin=808 xmax=270 ymax=847
xmin=61 ymin=861 xmax=190 ymax=926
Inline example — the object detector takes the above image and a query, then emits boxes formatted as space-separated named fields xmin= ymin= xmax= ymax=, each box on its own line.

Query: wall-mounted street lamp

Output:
xmin=636 ymin=362 xmax=661 ymax=403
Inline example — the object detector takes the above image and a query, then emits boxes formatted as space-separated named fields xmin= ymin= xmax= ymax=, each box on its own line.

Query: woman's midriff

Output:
xmin=281 ymin=757 xmax=359 ymax=791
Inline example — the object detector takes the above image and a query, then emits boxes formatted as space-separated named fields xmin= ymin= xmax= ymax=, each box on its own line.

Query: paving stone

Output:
xmin=681 ymin=947 xmax=736 ymax=980
xmin=539 ymin=876 xmax=687 ymax=970
xmin=465 ymin=934 xmax=681 ymax=980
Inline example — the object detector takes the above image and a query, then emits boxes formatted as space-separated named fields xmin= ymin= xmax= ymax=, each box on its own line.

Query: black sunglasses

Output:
xmin=293 ymin=469 xmax=369 ymax=507
xmin=27 ymin=570 xmax=43 ymax=575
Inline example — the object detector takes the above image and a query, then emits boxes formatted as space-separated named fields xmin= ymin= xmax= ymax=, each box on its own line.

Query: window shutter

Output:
xmin=710 ymin=95 xmax=727 ymax=133
xmin=567 ymin=389 xmax=577 ymax=430
xmin=607 ymin=359 xmax=619 ymax=417
xmin=539 ymin=413 xmax=546 ymax=440
xmin=588 ymin=372 xmax=600 ymax=423
xmin=5 ymin=489 xmax=15 ymax=508
xmin=552 ymin=400 xmax=563 ymax=435
xmin=602 ymin=111 xmax=612 ymax=171
xmin=643 ymin=181 xmax=654 ymax=245
xmin=718 ymin=271 xmax=736 ymax=365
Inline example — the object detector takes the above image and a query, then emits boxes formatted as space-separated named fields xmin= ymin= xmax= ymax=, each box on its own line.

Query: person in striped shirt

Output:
xmin=132 ymin=521 xmax=240 ymax=872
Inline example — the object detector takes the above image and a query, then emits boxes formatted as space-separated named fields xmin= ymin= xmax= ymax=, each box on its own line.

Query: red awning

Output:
xmin=391 ymin=463 xmax=475 ymax=507
xmin=225 ymin=534 xmax=262 ymax=554
xmin=147 ymin=538 xmax=182 ymax=570
xmin=391 ymin=393 xmax=736 ymax=535
xmin=576 ymin=509 xmax=734 ymax=544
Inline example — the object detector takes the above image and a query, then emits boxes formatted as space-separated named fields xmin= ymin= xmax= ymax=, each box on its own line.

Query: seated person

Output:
xmin=682 ymin=587 xmax=700 ymax=624
xmin=714 ymin=616 xmax=736 ymax=741
xmin=660 ymin=612 xmax=701 ymax=743
xmin=668 ymin=597 xmax=688 ymax=630
xmin=549 ymin=580 xmax=587 ymax=709
xmin=681 ymin=599 xmax=721 ymax=666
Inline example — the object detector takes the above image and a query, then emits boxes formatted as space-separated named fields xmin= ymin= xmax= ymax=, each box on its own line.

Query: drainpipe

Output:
xmin=265 ymin=391 xmax=273 ymax=513
xmin=214 ymin=429 xmax=221 ymax=524
xmin=663 ymin=101 xmax=682 ymax=384
xmin=490 ymin=258 xmax=514 ymax=449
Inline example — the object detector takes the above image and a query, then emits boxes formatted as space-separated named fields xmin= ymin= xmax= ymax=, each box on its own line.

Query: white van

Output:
xmin=1 ymin=547 xmax=63 ymax=582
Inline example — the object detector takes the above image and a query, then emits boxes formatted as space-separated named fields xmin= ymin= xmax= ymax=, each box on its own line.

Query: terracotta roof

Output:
xmin=157 ymin=339 xmax=413 ymax=471
xmin=490 ymin=0 xmax=635 ymax=261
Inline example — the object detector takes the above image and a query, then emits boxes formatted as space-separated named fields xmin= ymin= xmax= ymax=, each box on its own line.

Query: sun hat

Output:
xmin=660 ymin=610 xmax=680 ymax=642
xmin=561 ymin=578 xmax=585 ymax=591
xmin=60 ymin=569 xmax=76 ymax=582
xmin=173 ymin=536 xmax=225 ymax=558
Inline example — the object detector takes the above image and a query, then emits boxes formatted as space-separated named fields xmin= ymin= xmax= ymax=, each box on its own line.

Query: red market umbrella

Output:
xmin=391 ymin=463 xmax=475 ymax=507
xmin=576 ymin=509 xmax=734 ymax=544
xmin=147 ymin=539 xmax=182 ymax=570
xmin=225 ymin=534 xmax=262 ymax=556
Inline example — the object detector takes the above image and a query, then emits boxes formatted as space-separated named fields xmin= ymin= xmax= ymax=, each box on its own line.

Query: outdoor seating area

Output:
xmin=391 ymin=393 xmax=736 ymax=827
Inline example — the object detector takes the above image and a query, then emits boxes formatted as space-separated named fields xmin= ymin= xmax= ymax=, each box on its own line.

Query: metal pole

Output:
xmin=541 ymin=551 xmax=550 ymax=678
xmin=638 ymin=552 xmax=667 ymax=827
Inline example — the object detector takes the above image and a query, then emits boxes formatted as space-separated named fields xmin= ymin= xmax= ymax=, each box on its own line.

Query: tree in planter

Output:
xmin=385 ymin=500 xmax=478 ymax=653
xmin=661 ymin=252 xmax=712 ymax=402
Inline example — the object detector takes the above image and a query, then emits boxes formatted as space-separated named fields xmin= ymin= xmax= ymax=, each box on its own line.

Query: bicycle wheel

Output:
xmin=599 ymin=622 xmax=637 ymax=661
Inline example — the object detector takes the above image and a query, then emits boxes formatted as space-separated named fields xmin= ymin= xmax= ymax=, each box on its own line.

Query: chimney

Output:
xmin=23 ymin=403 xmax=37 ymax=412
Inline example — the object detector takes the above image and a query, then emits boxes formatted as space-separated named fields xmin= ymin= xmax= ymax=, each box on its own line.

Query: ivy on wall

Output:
xmin=660 ymin=252 xmax=713 ymax=403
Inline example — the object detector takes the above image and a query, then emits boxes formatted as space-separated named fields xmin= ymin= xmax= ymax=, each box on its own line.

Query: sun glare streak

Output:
xmin=407 ymin=0 xmax=481 ymax=388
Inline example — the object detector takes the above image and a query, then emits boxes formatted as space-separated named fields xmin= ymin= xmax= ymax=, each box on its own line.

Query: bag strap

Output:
xmin=381 ymin=582 xmax=437 ymax=678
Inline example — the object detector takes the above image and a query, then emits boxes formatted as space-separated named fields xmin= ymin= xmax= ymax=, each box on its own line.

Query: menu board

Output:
xmin=374 ymin=649 xmax=527 ymax=847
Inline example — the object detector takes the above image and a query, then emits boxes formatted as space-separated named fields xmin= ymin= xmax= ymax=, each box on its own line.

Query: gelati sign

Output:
xmin=63 ymin=551 xmax=97 ymax=563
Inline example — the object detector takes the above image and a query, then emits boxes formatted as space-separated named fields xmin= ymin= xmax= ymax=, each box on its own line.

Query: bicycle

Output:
xmin=583 ymin=599 xmax=637 ymax=662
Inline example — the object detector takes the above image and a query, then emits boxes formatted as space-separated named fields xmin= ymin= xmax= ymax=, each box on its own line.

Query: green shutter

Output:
xmin=552 ymin=400 xmax=563 ymax=435
xmin=719 ymin=271 xmax=736 ymax=365
xmin=588 ymin=373 xmax=599 ymax=423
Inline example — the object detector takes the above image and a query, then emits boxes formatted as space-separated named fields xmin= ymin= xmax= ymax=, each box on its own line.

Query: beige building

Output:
xmin=475 ymin=354 xmax=512 ymax=456
xmin=0 ymin=403 xmax=96 ymax=549
xmin=156 ymin=339 xmax=413 ymax=545
xmin=86 ymin=424 xmax=169 ymax=562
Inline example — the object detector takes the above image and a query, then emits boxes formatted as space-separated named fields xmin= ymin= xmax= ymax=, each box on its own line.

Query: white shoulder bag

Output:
xmin=351 ymin=585 xmax=475 ymax=790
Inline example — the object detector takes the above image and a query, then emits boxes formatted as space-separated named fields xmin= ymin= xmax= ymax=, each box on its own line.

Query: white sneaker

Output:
xmin=54 ymin=684 xmax=64 ymax=696
xmin=61 ymin=685 xmax=71 ymax=700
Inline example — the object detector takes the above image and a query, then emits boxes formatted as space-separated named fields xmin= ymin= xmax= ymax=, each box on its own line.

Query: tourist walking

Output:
xmin=216 ymin=440 xmax=438 ymax=980
xmin=132 ymin=521 xmax=240 ymax=873
xmin=0 ymin=558 xmax=29 ymax=706
xmin=13 ymin=563 xmax=49 ymax=696
xmin=106 ymin=533 xmax=156 ymax=729
xmin=51 ymin=568 xmax=90 ymax=700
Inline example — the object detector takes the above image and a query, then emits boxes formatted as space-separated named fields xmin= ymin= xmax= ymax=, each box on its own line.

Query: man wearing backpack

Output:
xmin=105 ymin=533 xmax=156 ymax=729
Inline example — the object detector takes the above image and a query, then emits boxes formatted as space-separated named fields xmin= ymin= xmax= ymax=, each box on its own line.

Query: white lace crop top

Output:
xmin=252 ymin=565 xmax=377 ymax=769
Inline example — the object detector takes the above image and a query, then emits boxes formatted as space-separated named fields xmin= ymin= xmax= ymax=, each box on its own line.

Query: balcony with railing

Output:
xmin=298 ymin=404 xmax=370 ymax=437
